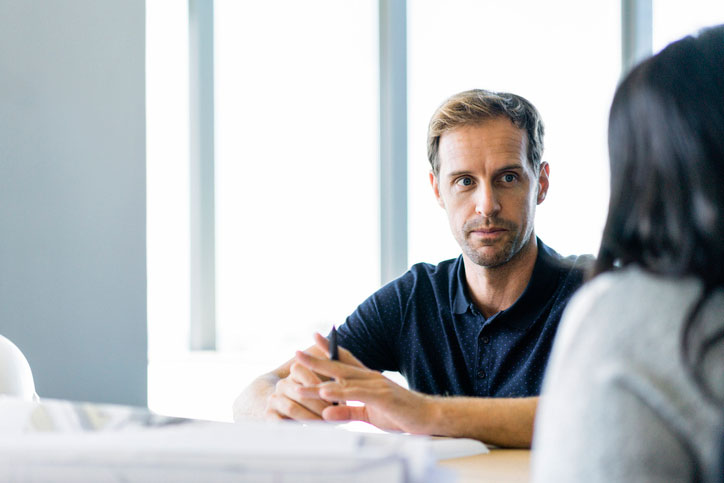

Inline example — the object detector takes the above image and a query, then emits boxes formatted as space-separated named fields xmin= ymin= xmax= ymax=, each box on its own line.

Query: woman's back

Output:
xmin=532 ymin=266 xmax=724 ymax=482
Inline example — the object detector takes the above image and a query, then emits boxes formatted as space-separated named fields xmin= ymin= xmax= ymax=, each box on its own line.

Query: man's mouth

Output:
xmin=468 ymin=227 xmax=508 ymax=241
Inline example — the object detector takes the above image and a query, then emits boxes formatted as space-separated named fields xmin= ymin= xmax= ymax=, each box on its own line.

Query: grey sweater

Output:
xmin=532 ymin=266 xmax=724 ymax=482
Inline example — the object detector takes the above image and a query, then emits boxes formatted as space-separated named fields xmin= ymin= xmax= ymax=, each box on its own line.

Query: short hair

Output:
xmin=594 ymin=24 xmax=724 ymax=287
xmin=426 ymin=89 xmax=545 ymax=177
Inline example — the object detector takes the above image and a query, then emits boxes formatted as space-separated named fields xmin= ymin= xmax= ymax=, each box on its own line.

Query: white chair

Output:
xmin=0 ymin=335 xmax=38 ymax=402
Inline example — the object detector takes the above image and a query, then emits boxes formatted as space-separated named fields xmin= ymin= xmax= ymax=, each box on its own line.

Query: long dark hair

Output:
xmin=595 ymin=25 xmax=724 ymax=282
xmin=595 ymin=25 xmax=724 ymax=482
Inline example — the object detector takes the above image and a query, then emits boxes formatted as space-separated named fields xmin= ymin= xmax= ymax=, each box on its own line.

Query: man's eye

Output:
xmin=456 ymin=177 xmax=473 ymax=187
xmin=502 ymin=173 xmax=517 ymax=183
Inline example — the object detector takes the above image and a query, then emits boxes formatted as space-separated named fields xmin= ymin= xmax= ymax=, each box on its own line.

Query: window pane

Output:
xmin=653 ymin=0 xmax=724 ymax=53
xmin=146 ymin=0 xmax=199 ymax=419
xmin=408 ymin=0 xmax=620 ymax=263
xmin=146 ymin=0 xmax=190 ymax=359
xmin=214 ymin=0 xmax=379 ymax=363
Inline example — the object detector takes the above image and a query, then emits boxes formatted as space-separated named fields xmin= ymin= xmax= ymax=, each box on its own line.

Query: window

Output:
xmin=652 ymin=0 xmax=724 ymax=53
xmin=213 ymin=0 xmax=379 ymax=358
xmin=147 ymin=0 xmax=378 ymax=421
xmin=146 ymin=0 xmax=190 ymax=361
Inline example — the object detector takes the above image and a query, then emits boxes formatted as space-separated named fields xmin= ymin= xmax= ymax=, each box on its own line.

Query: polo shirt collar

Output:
xmin=452 ymin=238 xmax=563 ymax=330
xmin=453 ymin=259 xmax=472 ymax=315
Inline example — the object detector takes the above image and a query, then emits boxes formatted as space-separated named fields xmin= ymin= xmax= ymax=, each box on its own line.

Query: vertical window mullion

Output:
xmin=622 ymin=0 xmax=653 ymax=75
xmin=379 ymin=0 xmax=408 ymax=284
xmin=189 ymin=0 xmax=216 ymax=351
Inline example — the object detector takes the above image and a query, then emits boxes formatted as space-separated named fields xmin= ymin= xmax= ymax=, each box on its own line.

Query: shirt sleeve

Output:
xmin=334 ymin=271 xmax=415 ymax=373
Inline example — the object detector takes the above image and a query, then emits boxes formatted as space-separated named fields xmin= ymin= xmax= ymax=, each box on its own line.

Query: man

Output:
xmin=233 ymin=89 xmax=588 ymax=448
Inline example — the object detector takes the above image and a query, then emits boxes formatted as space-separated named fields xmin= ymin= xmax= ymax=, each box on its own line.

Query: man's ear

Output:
xmin=536 ymin=161 xmax=550 ymax=205
xmin=430 ymin=171 xmax=445 ymax=208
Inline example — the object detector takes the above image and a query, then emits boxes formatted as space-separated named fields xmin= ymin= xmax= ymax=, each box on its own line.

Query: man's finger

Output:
xmin=289 ymin=362 xmax=322 ymax=386
xmin=325 ymin=379 xmax=394 ymax=405
xmin=295 ymin=350 xmax=371 ymax=380
xmin=267 ymin=393 xmax=324 ymax=421
xmin=313 ymin=332 xmax=366 ymax=368
xmin=276 ymin=376 xmax=330 ymax=415
xmin=322 ymin=404 xmax=369 ymax=423
xmin=263 ymin=408 xmax=285 ymax=420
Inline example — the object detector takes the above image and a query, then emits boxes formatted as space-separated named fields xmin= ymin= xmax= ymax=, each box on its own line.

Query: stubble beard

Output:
xmin=459 ymin=218 xmax=531 ymax=268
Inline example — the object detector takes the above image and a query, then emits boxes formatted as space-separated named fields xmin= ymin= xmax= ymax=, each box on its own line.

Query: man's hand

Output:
xmin=264 ymin=354 xmax=333 ymax=421
xmin=233 ymin=343 xmax=333 ymax=422
xmin=234 ymin=332 xmax=537 ymax=447
xmin=294 ymin=333 xmax=433 ymax=434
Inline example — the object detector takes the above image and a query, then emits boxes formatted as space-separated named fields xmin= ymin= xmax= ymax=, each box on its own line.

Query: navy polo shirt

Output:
xmin=336 ymin=239 xmax=589 ymax=398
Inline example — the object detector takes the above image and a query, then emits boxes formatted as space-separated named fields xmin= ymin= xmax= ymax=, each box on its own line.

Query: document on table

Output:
xmin=0 ymin=397 xmax=487 ymax=482
xmin=336 ymin=421 xmax=489 ymax=460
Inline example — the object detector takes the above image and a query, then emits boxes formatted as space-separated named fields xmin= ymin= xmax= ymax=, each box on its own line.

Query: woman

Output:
xmin=531 ymin=26 xmax=724 ymax=482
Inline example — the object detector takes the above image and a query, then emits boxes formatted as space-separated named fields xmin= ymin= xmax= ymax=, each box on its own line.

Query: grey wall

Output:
xmin=0 ymin=0 xmax=147 ymax=405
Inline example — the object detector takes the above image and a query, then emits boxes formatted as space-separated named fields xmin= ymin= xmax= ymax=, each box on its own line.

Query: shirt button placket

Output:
xmin=476 ymin=326 xmax=488 ymax=393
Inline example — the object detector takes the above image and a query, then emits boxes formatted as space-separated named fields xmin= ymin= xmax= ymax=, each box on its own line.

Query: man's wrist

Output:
xmin=416 ymin=393 xmax=444 ymax=435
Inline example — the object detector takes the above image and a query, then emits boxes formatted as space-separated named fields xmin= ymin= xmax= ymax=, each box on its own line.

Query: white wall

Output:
xmin=0 ymin=0 xmax=147 ymax=405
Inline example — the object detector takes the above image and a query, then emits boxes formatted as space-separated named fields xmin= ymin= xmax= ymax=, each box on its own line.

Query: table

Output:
xmin=439 ymin=449 xmax=531 ymax=482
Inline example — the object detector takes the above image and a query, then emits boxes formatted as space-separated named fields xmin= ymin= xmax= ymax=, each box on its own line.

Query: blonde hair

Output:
xmin=427 ymin=89 xmax=544 ymax=176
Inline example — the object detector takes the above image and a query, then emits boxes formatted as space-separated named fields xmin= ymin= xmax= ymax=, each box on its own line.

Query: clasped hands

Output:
xmin=264 ymin=333 xmax=432 ymax=434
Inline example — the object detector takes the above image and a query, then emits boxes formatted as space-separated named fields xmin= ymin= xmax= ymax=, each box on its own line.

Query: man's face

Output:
xmin=430 ymin=118 xmax=549 ymax=268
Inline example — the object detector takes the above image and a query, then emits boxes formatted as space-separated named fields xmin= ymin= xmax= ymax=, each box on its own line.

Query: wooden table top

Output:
xmin=438 ymin=448 xmax=531 ymax=483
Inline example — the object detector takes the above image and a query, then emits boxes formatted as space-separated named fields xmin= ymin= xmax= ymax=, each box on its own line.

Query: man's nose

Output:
xmin=475 ymin=185 xmax=501 ymax=217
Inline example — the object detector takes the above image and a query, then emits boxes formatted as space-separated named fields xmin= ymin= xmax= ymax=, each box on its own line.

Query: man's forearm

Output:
xmin=293 ymin=346 xmax=539 ymax=447
xmin=423 ymin=395 xmax=538 ymax=448
xmin=232 ymin=373 xmax=279 ymax=421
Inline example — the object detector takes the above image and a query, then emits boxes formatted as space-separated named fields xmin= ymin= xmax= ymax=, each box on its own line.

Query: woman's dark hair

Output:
xmin=596 ymin=25 xmax=724 ymax=482
xmin=594 ymin=24 xmax=724 ymax=283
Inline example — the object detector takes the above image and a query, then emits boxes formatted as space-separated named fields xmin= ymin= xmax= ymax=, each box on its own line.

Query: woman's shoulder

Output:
xmin=550 ymin=266 xmax=704 ymax=365
xmin=582 ymin=265 xmax=699 ymax=299
xmin=537 ymin=268 xmax=724 ymax=482
xmin=569 ymin=265 xmax=703 ymax=324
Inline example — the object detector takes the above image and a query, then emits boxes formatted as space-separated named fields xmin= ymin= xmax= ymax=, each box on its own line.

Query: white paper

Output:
xmin=337 ymin=420 xmax=489 ymax=460
xmin=0 ymin=397 xmax=458 ymax=483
